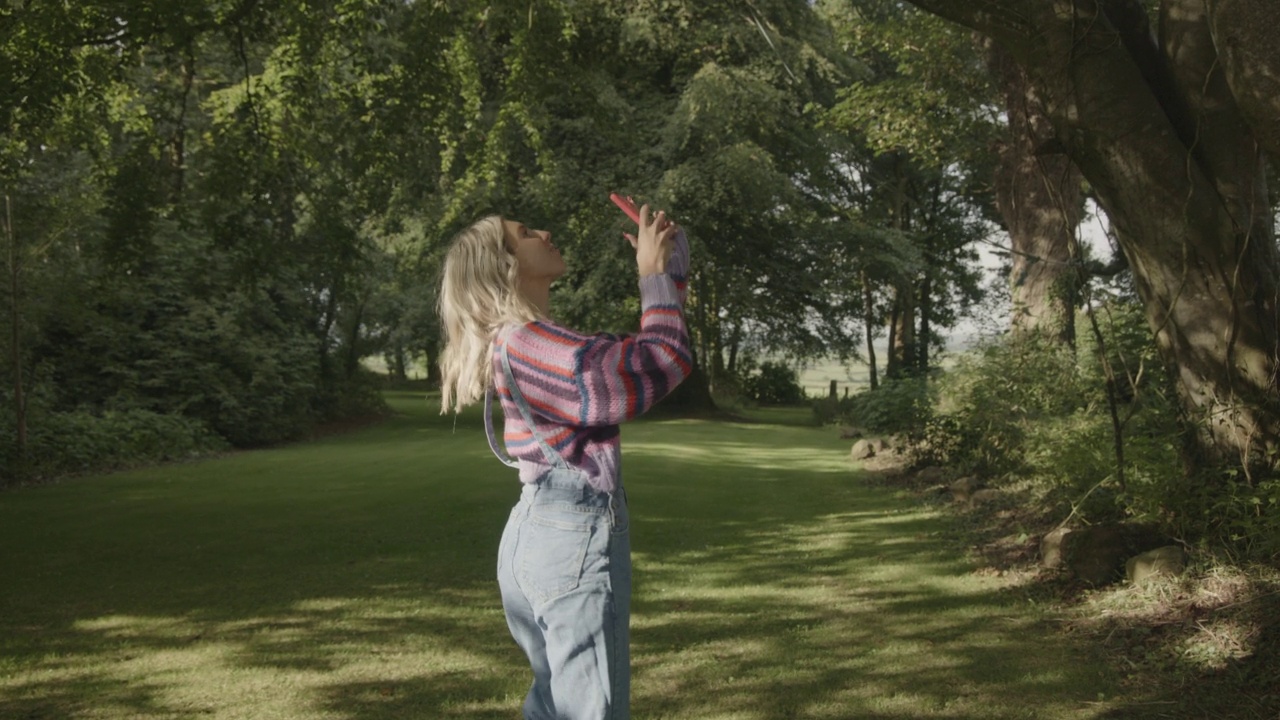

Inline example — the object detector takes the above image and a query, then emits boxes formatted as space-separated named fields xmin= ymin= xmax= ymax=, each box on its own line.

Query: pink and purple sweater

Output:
xmin=492 ymin=230 xmax=691 ymax=492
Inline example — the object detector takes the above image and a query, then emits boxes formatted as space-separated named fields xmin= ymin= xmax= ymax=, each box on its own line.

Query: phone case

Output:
xmin=610 ymin=193 xmax=640 ymax=224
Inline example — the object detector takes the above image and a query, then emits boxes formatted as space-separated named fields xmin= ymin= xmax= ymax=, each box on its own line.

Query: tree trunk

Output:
xmin=4 ymin=194 xmax=25 ymax=469
xmin=918 ymin=272 xmax=933 ymax=371
xmin=170 ymin=46 xmax=196 ymax=202
xmin=389 ymin=340 xmax=407 ymax=382
xmin=886 ymin=298 xmax=900 ymax=379
xmin=726 ymin=320 xmax=741 ymax=378
xmin=1204 ymin=0 xmax=1280 ymax=163
xmin=886 ymin=157 xmax=918 ymax=379
xmin=343 ymin=300 xmax=366 ymax=380
xmin=904 ymin=0 xmax=1280 ymax=472
xmin=861 ymin=270 xmax=879 ymax=390
xmin=425 ymin=333 xmax=442 ymax=386
xmin=693 ymin=270 xmax=711 ymax=389
xmin=988 ymin=42 xmax=1084 ymax=344
xmin=889 ymin=284 xmax=917 ymax=378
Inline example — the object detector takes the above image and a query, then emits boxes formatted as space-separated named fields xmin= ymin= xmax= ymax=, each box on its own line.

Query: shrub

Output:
xmin=1 ymin=406 xmax=228 ymax=484
xmin=915 ymin=334 xmax=1090 ymax=478
xmin=814 ymin=377 xmax=933 ymax=436
xmin=742 ymin=361 xmax=806 ymax=405
xmin=846 ymin=377 xmax=932 ymax=434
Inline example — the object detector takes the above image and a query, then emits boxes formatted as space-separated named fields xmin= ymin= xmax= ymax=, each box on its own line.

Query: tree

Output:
xmin=820 ymin=1 xmax=991 ymax=378
xmin=899 ymin=0 xmax=1280 ymax=475
xmin=987 ymin=44 xmax=1085 ymax=344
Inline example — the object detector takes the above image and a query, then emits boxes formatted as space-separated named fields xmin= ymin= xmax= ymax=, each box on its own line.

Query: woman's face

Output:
xmin=503 ymin=219 xmax=565 ymax=284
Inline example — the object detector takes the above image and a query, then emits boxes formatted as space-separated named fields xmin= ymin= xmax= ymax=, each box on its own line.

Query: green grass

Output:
xmin=0 ymin=392 xmax=1115 ymax=719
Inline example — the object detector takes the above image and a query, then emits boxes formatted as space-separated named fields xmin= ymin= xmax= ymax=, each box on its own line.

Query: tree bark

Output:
xmin=889 ymin=283 xmax=917 ymax=377
xmin=4 ymin=195 xmax=24 ymax=468
xmin=988 ymin=42 xmax=1084 ymax=343
xmin=861 ymin=270 xmax=879 ymax=390
xmin=918 ymin=272 xmax=933 ymax=371
xmin=903 ymin=0 xmax=1280 ymax=472
xmin=1204 ymin=0 xmax=1280 ymax=163
xmin=886 ymin=295 xmax=900 ymax=379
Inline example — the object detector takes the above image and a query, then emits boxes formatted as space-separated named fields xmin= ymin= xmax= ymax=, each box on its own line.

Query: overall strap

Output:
xmin=483 ymin=385 xmax=519 ymax=468
xmin=483 ymin=328 xmax=569 ymax=469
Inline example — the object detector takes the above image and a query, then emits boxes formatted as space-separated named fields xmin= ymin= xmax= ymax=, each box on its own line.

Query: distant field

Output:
xmin=795 ymin=352 xmax=968 ymax=399
xmin=796 ymin=358 xmax=873 ymax=398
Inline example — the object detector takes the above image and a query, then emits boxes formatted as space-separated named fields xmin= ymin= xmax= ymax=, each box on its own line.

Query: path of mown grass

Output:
xmin=1 ymin=392 xmax=1118 ymax=719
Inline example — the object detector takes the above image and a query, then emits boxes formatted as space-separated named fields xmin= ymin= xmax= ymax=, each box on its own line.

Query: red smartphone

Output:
xmin=610 ymin=193 xmax=640 ymax=224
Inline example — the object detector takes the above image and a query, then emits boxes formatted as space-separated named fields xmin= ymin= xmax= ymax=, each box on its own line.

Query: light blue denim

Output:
xmin=486 ymin=339 xmax=632 ymax=719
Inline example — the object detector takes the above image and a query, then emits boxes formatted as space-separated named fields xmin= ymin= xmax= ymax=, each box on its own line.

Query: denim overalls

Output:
xmin=485 ymin=337 xmax=632 ymax=720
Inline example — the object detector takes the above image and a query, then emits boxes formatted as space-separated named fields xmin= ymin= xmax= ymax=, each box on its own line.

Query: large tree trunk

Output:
xmin=861 ymin=270 xmax=879 ymax=390
xmin=988 ymin=43 xmax=1085 ymax=343
xmin=905 ymin=0 xmax=1280 ymax=475
xmin=886 ymin=157 xmax=919 ymax=378
xmin=889 ymin=284 xmax=917 ymax=378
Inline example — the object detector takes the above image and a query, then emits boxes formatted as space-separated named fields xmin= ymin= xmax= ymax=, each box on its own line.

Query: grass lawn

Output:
xmin=0 ymin=392 xmax=1117 ymax=719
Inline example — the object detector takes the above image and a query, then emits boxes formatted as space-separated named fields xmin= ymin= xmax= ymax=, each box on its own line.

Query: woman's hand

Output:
xmin=624 ymin=204 xmax=678 ymax=277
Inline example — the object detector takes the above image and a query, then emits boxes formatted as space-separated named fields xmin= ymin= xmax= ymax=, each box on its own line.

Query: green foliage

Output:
xmin=910 ymin=307 xmax=1280 ymax=558
xmin=821 ymin=0 xmax=996 ymax=167
xmin=0 ymin=403 xmax=226 ymax=484
xmin=917 ymin=335 xmax=1087 ymax=478
xmin=742 ymin=361 xmax=806 ymax=405
xmin=815 ymin=377 xmax=933 ymax=434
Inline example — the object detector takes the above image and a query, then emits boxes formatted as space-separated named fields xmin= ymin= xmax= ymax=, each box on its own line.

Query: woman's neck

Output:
xmin=520 ymin=280 xmax=551 ymax=317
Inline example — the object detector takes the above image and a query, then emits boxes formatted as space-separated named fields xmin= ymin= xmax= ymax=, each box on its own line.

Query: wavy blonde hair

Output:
xmin=438 ymin=215 xmax=545 ymax=413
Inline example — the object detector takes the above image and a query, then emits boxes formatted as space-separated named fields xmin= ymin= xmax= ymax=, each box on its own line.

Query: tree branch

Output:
xmin=900 ymin=0 xmax=1038 ymax=51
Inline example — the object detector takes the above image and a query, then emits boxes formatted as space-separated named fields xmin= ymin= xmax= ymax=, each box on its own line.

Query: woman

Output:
xmin=437 ymin=205 xmax=691 ymax=719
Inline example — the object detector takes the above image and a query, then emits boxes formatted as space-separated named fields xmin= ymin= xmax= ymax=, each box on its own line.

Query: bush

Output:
xmin=742 ymin=361 xmax=806 ymax=405
xmin=1 ymin=406 xmax=228 ymax=484
xmin=915 ymin=334 xmax=1090 ymax=478
xmin=813 ymin=377 xmax=933 ymax=436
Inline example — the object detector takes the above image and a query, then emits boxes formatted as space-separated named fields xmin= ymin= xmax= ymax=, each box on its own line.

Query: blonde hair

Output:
xmin=437 ymin=215 xmax=545 ymax=413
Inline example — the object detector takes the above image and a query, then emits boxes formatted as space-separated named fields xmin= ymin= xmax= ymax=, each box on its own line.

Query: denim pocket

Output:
xmin=517 ymin=512 xmax=594 ymax=603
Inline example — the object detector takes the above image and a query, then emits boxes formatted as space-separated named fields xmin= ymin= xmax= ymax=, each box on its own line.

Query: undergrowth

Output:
xmin=840 ymin=301 xmax=1280 ymax=719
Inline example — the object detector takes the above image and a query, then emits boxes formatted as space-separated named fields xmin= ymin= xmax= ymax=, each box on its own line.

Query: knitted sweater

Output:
xmin=492 ymin=230 xmax=691 ymax=492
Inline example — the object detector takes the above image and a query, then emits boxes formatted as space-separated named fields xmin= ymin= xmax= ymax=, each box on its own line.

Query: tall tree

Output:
xmin=821 ymin=1 xmax=991 ymax=377
xmin=987 ymin=44 xmax=1085 ymax=344
xmin=900 ymin=0 xmax=1280 ymax=474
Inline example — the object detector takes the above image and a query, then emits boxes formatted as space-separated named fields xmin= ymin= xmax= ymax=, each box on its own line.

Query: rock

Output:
xmin=850 ymin=440 xmax=876 ymax=460
xmin=922 ymin=484 xmax=949 ymax=500
xmin=949 ymin=476 xmax=982 ymax=503
xmin=915 ymin=466 xmax=947 ymax=485
xmin=1040 ymin=527 xmax=1072 ymax=569
xmin=871 ymin=437 xmax=889 ymax=453
xmin=1126 ymin=545 xmax=1186 ymax=584
xmin=1059 ymin=523 xmax=1170 ymax=585
xmin=969 ymin=488 xmax=1001 ymax=506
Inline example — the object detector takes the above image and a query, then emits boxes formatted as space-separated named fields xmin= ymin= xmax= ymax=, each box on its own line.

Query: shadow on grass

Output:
xmin=1084 ymin=597 xmax=1280 ymax=720
xmin=1 ymin=399 xmax=1114 ymax=719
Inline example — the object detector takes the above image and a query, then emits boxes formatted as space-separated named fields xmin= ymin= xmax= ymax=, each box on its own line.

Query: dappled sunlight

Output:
xmin=627 ymin=440 xmax=855 ymax=474
xmin=627 ymin=462 xmax=1111 ymax=720
xmin=1 ymin=593 xmax=525 ymax=720
xmin=1 ymin=400 xmax=1119 ymax=719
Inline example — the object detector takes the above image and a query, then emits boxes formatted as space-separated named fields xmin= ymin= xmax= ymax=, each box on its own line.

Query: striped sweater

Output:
xmin=492 ymin=229 xmax=691 ymax=492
